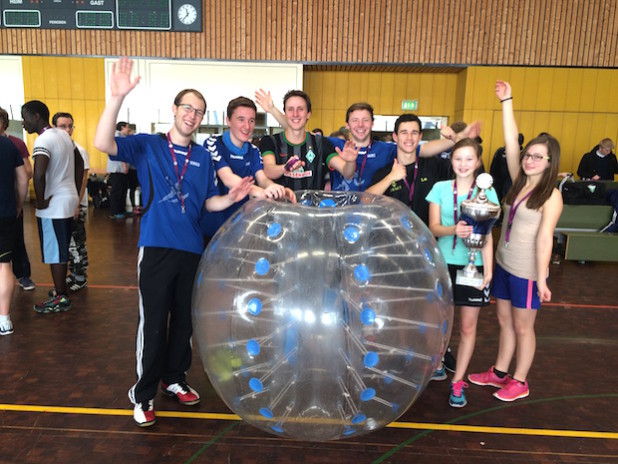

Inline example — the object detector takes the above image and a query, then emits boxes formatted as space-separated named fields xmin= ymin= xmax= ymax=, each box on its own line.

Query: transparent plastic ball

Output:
xmin=193 ymin=191 xmax=453 ymax=441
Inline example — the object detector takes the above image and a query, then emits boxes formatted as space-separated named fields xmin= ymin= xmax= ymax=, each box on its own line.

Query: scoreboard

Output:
xmin=1 ymin=0 xmax=202 ymax=31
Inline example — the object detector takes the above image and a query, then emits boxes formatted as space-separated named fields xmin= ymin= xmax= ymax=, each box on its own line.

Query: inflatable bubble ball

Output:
xmin=193 ymin=190 xmax=453 ymax=441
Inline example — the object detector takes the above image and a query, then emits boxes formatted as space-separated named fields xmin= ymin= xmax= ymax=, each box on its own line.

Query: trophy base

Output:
xmin=456 ymin=270 xmax=484 ymax=288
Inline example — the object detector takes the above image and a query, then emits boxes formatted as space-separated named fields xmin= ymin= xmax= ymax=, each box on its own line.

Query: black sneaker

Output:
xmin=67 ymin=275 xmax=88 ymax=292
xmin=443 ymin=347 xmax=456 ymax=373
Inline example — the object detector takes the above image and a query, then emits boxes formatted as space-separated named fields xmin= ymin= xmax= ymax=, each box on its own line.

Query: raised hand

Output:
xmin=495 ymin=80 xmax=512 ymax=102
xmin=335 ymin=140 xmax=360 ymax=163
xmin=110 ymin=57 xmax=141 ymax=98
xmin=255 ymin=89 xmax=275 ymax=113
xmin=457 ymin=121 xmax=482 ymax=141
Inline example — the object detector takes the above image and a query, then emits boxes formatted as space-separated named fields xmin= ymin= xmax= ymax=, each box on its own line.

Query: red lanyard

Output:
xmin=357 ymin=143 xmax=371 ymax=180
xmin=402 ymin=161 xmax=419 ymax=203
xmin=166 ymin=132 xmax=192 ymax=214
xmin=505 ymin=190 xmax=533 ymax=244
xmin=452 ymin=179 xmax=476 ymax=252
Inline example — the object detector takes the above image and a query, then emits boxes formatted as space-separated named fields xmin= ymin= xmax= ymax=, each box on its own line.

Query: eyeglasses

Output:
xmin=178 ymin=104 xmax=205 ymax=118
xmin=521 ymin=153 xmax=550 ymax=162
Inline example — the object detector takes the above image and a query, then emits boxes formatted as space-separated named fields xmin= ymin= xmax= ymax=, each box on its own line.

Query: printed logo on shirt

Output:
xmin=389 ymin=182 xmax=403 ymax=193
xmin=189 ymin=161 xmax=201 ymax=167
xmin=306 ymin=149 xmax=316 ymax=163
xmin=285 ymin=169 xmax=313 ymax=179
xmin=420 ymin=177 xmax=429 ymax=182
xmin=230 ymin=154 xmax=244 ymax=160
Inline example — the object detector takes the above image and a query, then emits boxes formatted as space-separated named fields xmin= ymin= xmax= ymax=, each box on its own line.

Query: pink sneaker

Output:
xmin=493 ymin=378 xmax=530 ymax=402
xmin=468 ymin=366 xmax=511 ymax=388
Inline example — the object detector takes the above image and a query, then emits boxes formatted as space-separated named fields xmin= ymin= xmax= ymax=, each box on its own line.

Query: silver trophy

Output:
xmin=456 ymin=173 xmax=501 ymax=288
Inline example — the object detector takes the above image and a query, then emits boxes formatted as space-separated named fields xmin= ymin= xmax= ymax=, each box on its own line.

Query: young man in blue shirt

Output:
xmin=94 ymin=57 xmax=253 ymax=427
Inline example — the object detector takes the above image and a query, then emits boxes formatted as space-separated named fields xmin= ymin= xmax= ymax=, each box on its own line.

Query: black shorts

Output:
xmin=0 ymin=217 xmax=17 ymax=263
xmin=447 ymin=264 xmax=491 ymax=307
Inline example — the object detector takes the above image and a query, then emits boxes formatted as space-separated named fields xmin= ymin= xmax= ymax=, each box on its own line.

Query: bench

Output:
xmin=554 ymin=201 xmax=617 ymax=262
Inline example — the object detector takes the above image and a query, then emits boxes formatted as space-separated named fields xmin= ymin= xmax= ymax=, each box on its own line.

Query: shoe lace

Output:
xmin=452 ymin=380 xmax=469 ymax=396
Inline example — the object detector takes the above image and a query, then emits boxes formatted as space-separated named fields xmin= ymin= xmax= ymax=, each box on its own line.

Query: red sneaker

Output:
xmin=468 ymin=366 xmax=511 ymax=388
xmin=161 ymin=381 xmax=201 ymax=405
xmin=133 ymin=399 xmax=156 ymax=427
xmin=493 ymin=379 xmax=530 ymax=402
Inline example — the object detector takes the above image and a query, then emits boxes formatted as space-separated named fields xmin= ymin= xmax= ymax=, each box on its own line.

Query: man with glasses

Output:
xmin=52 ymin=112 xmax=89 ymax=292
xmin=94 ymin=57 xmax=253 ymax=428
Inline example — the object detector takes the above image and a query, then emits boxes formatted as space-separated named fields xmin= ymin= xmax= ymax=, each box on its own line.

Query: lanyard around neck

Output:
xmin=505 ymin=190 xmax=533 ymax=244
xmin=166 ymin=132 xmax=192 ymax=213
xmin=452 ymin=179 xmax=476 ymax=252
xmin=402 ymin=161 xmax=419 ymax=203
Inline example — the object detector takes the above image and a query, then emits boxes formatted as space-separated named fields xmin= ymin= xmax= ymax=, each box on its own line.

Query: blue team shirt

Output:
xmin=199 ymin=132 xmax=263 ymax=236
xmin=114 ymin=134 xmax=218 ymax=255
xmin=329 ymin=138 xmax=397 ymax=191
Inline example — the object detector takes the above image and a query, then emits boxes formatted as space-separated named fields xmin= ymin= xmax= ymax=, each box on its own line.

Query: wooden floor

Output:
xmin=1 ymin=203 xmax=617 ymax=464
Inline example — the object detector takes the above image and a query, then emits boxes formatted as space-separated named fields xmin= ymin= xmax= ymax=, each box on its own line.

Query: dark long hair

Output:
xmin=504 ymin=133 xmax=560 ymax=210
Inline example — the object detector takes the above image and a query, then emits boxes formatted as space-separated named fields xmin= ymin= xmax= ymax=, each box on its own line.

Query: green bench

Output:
xmin=554 ymin=203 xmax=617 ymax=262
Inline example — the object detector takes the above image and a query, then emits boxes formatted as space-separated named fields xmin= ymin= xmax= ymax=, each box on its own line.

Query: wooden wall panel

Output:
xmin=1 ymin=0 xmax=616 ymax=67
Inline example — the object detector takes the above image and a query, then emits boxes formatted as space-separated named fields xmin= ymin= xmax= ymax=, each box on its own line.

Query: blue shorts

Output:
xmin=37 ymin=217 xmax=72 ymax=264
xmin=491 ymin=264 xmax=541 ymax=310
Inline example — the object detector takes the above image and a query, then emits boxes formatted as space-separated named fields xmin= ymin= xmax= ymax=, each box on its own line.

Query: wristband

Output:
xmin=500 ymin=97 xmax=513 ymax=103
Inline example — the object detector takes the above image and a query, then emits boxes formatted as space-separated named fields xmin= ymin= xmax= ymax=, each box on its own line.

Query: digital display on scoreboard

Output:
xmin=0 ymin=0 xmax=201 ymax=31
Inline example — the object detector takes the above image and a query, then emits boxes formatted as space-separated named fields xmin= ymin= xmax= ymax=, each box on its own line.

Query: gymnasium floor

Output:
xmin=1 ymin=203 xmax=617 ymax=463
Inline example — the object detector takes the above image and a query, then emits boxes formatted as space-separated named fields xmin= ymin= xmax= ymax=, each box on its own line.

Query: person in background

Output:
xmin=23 ymin=100 xmax=83 ymax=314
xmin=577 ymin=138 xmax=618 ymax=180
xmin=0 ymin=106 xmax=35 ymax=291
xmin=0 ymin=136 xmax=29 ymax=335
xmin=53 ymin=112 xmax=89 ymax=292
xmin=468 ymin=80 xmax=563 ymax=402
xmin=107 ymin=122 xmax=131 ymax=219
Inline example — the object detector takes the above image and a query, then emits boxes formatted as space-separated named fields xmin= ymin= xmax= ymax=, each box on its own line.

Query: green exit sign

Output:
xmin=401 ymin=99 xmax=418 ymax=111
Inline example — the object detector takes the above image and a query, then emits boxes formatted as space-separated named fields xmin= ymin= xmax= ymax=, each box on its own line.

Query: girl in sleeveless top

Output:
xmin=426 ymin=138 xmax=499 ymax=408
xmin=468 ymin=80 xmax=563 ymax=402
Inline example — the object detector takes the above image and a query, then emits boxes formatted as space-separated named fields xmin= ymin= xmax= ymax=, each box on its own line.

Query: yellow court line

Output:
xmin=1 ymin=403 xmax=616 ymax=440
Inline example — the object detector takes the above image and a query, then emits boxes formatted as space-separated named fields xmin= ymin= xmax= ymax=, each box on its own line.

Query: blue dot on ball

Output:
xmin=400 ymin=215 xmax=413 ymax=231
xmin=271 ymin=425 xmax=284 ymax=433
xmin=360 ymin=308 xmax=376 ymax=325
xmin=422 ymin=247 xmax=433 ymax=264
xmin=255 ymin=257 xmax=270 ymax=276
xmin=319 ymin=198 xmax=336 ymax=208
xmin=344 ymin=225 xmax=360 ymax=243
xmin=267 ymin=222 xmax=282 ymax=238
xmin=436 ymin=281 xmax=444 ymax=298
xmin=247 ymin=298 xmax=262 ymax=316
xmin=247 ymin=339 xmax=260 ymax=356
xmin=353 ymin=264 xmax=371 ymax=284
xmin=249 ymin=377 xmax=264 ymax=392
xmin=360 ymin=388 xmax=376 ymax=402
xmin=196 ymin=270 xmax=203 ymax=287
xmin=352 ymin=413 xmax=367 ymax=424
xmin=259 ymin=407 xmax=274 ymax=419
xmin=364 ymin=351 xmax=379 ymax=368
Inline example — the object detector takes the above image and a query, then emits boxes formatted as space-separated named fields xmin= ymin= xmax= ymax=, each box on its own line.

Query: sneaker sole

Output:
xmin=68 ymin=282 xmax=87 ymax=292
xmin=134 ymin=418 xmax=156 ymax=427
xmin=0 ymin=330 xmax=14 ymax=336
xmin=20 ymin=285 xmax=35 ymax=291
xmin=493 ymin=390 xmax=529 ymax=402
xmin=449 ymin=400 xmax=467 ymax=408
xmin=431 ymin=374 xmax=448 ymax=381
xmin=33 ymin=304 xmax=72 ymax=314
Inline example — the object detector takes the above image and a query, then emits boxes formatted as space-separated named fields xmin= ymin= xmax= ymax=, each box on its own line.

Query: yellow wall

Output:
xmin=22 ymin=56 xmax=107 ymax=172
xmin=20 ymin=58 xmax=618 ymax=177
xmin=307 ymin=67 xmax=618 ymax=176
xmin=304 ymin=70 xmax=459 ymax=135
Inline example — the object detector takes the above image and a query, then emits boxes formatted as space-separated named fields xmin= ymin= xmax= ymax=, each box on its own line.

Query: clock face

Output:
xmin=178 ymin=4 xmax=197 ymax=25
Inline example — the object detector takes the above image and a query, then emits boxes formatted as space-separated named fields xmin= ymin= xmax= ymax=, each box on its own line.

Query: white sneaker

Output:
xmin=0 ymin=318 xmax=14 ymax=336
xmin=133 ymin=399 xmax=156 ymax=427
